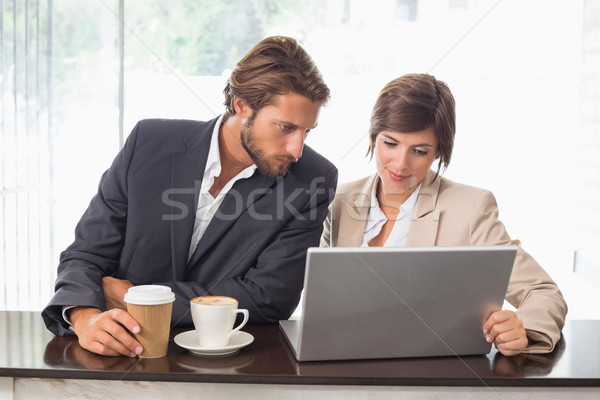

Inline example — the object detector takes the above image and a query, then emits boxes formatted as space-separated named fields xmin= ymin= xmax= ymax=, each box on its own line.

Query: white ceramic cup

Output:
xmin=190 ymin=296 xmax=249 ymax=348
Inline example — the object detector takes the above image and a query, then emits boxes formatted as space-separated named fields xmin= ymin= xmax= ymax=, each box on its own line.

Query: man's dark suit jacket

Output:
xmin=42 ymin=117 xmax=338 ymax=336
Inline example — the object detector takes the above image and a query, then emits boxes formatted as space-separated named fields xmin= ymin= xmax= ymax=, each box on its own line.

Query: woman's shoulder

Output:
xmin=438 ymin=175 xmax=488 ymax=193
xmin=434 ymin=174 xmax=496 ymax=207
xmin=337 ymin=175 xmax=373 ymax=194
xmin=331 ymin=174 xmax=376 ymax=209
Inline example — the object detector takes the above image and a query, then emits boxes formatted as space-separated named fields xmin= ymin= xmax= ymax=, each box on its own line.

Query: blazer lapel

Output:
xmin=406 ymin=170 xmax=441 ymax=246
xmin=186 ymin=172 xmax=277 ymax=268
xmin=336 ymin=174 xmax=377 ymax=247
xmin=169 ymin=125 xmax=213 ymax=281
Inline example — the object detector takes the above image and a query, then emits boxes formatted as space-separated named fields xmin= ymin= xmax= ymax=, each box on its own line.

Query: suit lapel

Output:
xmin=186 ymin=172 xmax=276 ymax=268
xmin=336 ymin=174 xmax=377 ymax=247
xmin=337 ymin=200 xmax=367 ymax=247
xmin=169 ymin=123 xmax=214 ymax=281
xmin=406 ymin=170 xmax=442 ymax=246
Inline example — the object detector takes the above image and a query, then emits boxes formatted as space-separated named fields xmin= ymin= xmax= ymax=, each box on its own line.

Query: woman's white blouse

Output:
xmin=360 ymin=180 xmax=421 ymax=247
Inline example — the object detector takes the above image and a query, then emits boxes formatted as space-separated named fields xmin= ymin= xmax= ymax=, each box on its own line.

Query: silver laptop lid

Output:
xmin=284 ymin=245 xmax=516 ymax=361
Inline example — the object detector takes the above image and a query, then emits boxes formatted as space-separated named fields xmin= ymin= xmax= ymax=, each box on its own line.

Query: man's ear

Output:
xmin=233 ymin=97 xmax=253 ymax=119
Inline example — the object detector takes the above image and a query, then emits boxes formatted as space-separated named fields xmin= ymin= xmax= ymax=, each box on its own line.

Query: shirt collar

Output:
xmin=202 ymin=114 xmax=257 ymax=189
xmin=202 ymin=114 xmax=225 ymax=188
xmin=364 ymin=179 xmax=422 ymax=232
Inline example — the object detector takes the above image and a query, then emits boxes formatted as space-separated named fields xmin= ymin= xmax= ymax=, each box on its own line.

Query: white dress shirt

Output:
xmin=187 ymin=114 xmax=257 ymax=261
xmin=360 ymin=180 xmax=421 ymax=247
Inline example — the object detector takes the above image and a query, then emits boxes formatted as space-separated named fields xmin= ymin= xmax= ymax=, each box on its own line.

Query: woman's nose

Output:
xmin=390 ymin=150 xmax=409 ymax=171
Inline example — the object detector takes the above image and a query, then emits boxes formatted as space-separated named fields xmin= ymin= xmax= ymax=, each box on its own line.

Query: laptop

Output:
xmin=279 ymin=245 xmax=517 ymax=362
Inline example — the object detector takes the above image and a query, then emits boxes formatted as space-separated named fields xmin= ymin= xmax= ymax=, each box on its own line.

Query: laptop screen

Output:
xmin=281 ymin=245 xmax=516 ymax=361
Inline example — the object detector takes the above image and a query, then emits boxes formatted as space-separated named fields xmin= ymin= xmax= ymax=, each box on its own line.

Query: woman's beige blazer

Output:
xmin=321 ymin=170 xmax=567 ymax=354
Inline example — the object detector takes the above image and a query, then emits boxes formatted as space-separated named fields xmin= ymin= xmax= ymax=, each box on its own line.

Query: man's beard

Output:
xmin=240 ymin=117 xmax=297 ymax=179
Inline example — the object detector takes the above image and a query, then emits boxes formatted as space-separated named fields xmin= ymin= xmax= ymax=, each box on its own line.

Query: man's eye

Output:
xmin=279 ymin=124 xmax=294 ymax=132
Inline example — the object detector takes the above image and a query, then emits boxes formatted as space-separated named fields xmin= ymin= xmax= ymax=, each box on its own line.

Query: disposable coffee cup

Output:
xmin=190 ymin=296 xmax=249 ymax=348
xmin=124 ymin=285 xmax=175 ymax=358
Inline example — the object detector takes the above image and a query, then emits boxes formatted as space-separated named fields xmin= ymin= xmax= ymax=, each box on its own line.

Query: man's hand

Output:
xmin=483 ymin=310 xmax=528 ymax=356
xmin=68 ymin=307 xmax=143 ymax=357
xmin=102 ymin=276 xmax=133 ymax=310
xmin=71 ymin=343 xmax=142 ymax=371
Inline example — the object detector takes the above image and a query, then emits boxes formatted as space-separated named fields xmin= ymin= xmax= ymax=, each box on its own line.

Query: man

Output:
xmin=42 ymin=36 xmax=338 ymax=357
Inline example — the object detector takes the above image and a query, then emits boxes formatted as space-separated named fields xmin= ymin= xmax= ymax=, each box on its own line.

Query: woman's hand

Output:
xmin=483 ymin=310 xmax=528 ymax=356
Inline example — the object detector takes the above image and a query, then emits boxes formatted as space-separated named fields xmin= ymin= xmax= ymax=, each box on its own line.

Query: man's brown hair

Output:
xmin=223 ymin=36 xmax=330 ymax=115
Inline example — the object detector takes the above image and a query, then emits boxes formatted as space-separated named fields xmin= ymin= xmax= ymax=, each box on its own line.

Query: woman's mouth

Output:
xmin=388 ymin=170 xmax=409 ymax=181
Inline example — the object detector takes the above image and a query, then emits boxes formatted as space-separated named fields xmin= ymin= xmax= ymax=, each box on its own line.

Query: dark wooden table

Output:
xmin=1 ymin=311 xmax=599 ymax=387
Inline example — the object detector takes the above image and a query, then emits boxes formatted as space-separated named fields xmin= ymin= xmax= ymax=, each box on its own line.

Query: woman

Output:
xmin=321 ymin=73 xmax=567 ymax=356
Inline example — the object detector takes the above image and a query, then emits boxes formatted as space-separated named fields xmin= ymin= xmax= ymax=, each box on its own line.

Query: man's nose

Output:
xmin=285 ymin=131 xmax=305 ymax=160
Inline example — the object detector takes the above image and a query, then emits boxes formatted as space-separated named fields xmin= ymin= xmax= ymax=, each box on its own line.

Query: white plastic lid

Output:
xmin=123 ymin=285 xmax=175 ymax=305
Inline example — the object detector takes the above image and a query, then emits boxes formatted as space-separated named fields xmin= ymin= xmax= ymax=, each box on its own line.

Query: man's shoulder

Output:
xmin=121 ymin=117 xmax=219 ymax=156
xmin=134 ymin=117 xmax=217 ymax=140
xmin=295 ymin=145 xmax=337 ymax=177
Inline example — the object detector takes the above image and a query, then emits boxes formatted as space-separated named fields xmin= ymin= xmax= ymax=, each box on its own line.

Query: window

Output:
xmin=1 ymin=0 xmax=598 ymax=318
xmin=1 ymin=0 xmax=53 ymax=310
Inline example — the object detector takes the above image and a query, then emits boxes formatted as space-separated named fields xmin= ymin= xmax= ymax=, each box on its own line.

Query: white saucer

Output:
xmin=174 ymin=330 xmax=254 ymax=356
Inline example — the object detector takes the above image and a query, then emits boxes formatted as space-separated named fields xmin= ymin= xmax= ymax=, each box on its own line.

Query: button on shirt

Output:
xmin=360 ymin=182 xmax=421 ymax=247
xmin=187 ymin=115 xmax=257 ymax=261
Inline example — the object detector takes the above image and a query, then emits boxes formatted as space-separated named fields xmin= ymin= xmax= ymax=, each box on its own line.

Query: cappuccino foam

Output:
xmin=191 ymin=296 xmax=237 ymax=306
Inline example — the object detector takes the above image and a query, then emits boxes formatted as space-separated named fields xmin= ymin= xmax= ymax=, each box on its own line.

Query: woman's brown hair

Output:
xmin=367 ymin=73 xmax=456 ymax=175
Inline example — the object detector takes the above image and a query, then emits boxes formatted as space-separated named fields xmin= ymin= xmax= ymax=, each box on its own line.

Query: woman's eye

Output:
xmin=383 ymin=140 xmax=397 ymax=148
xmin=414 ymin=148 xmax=428 ymax=156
